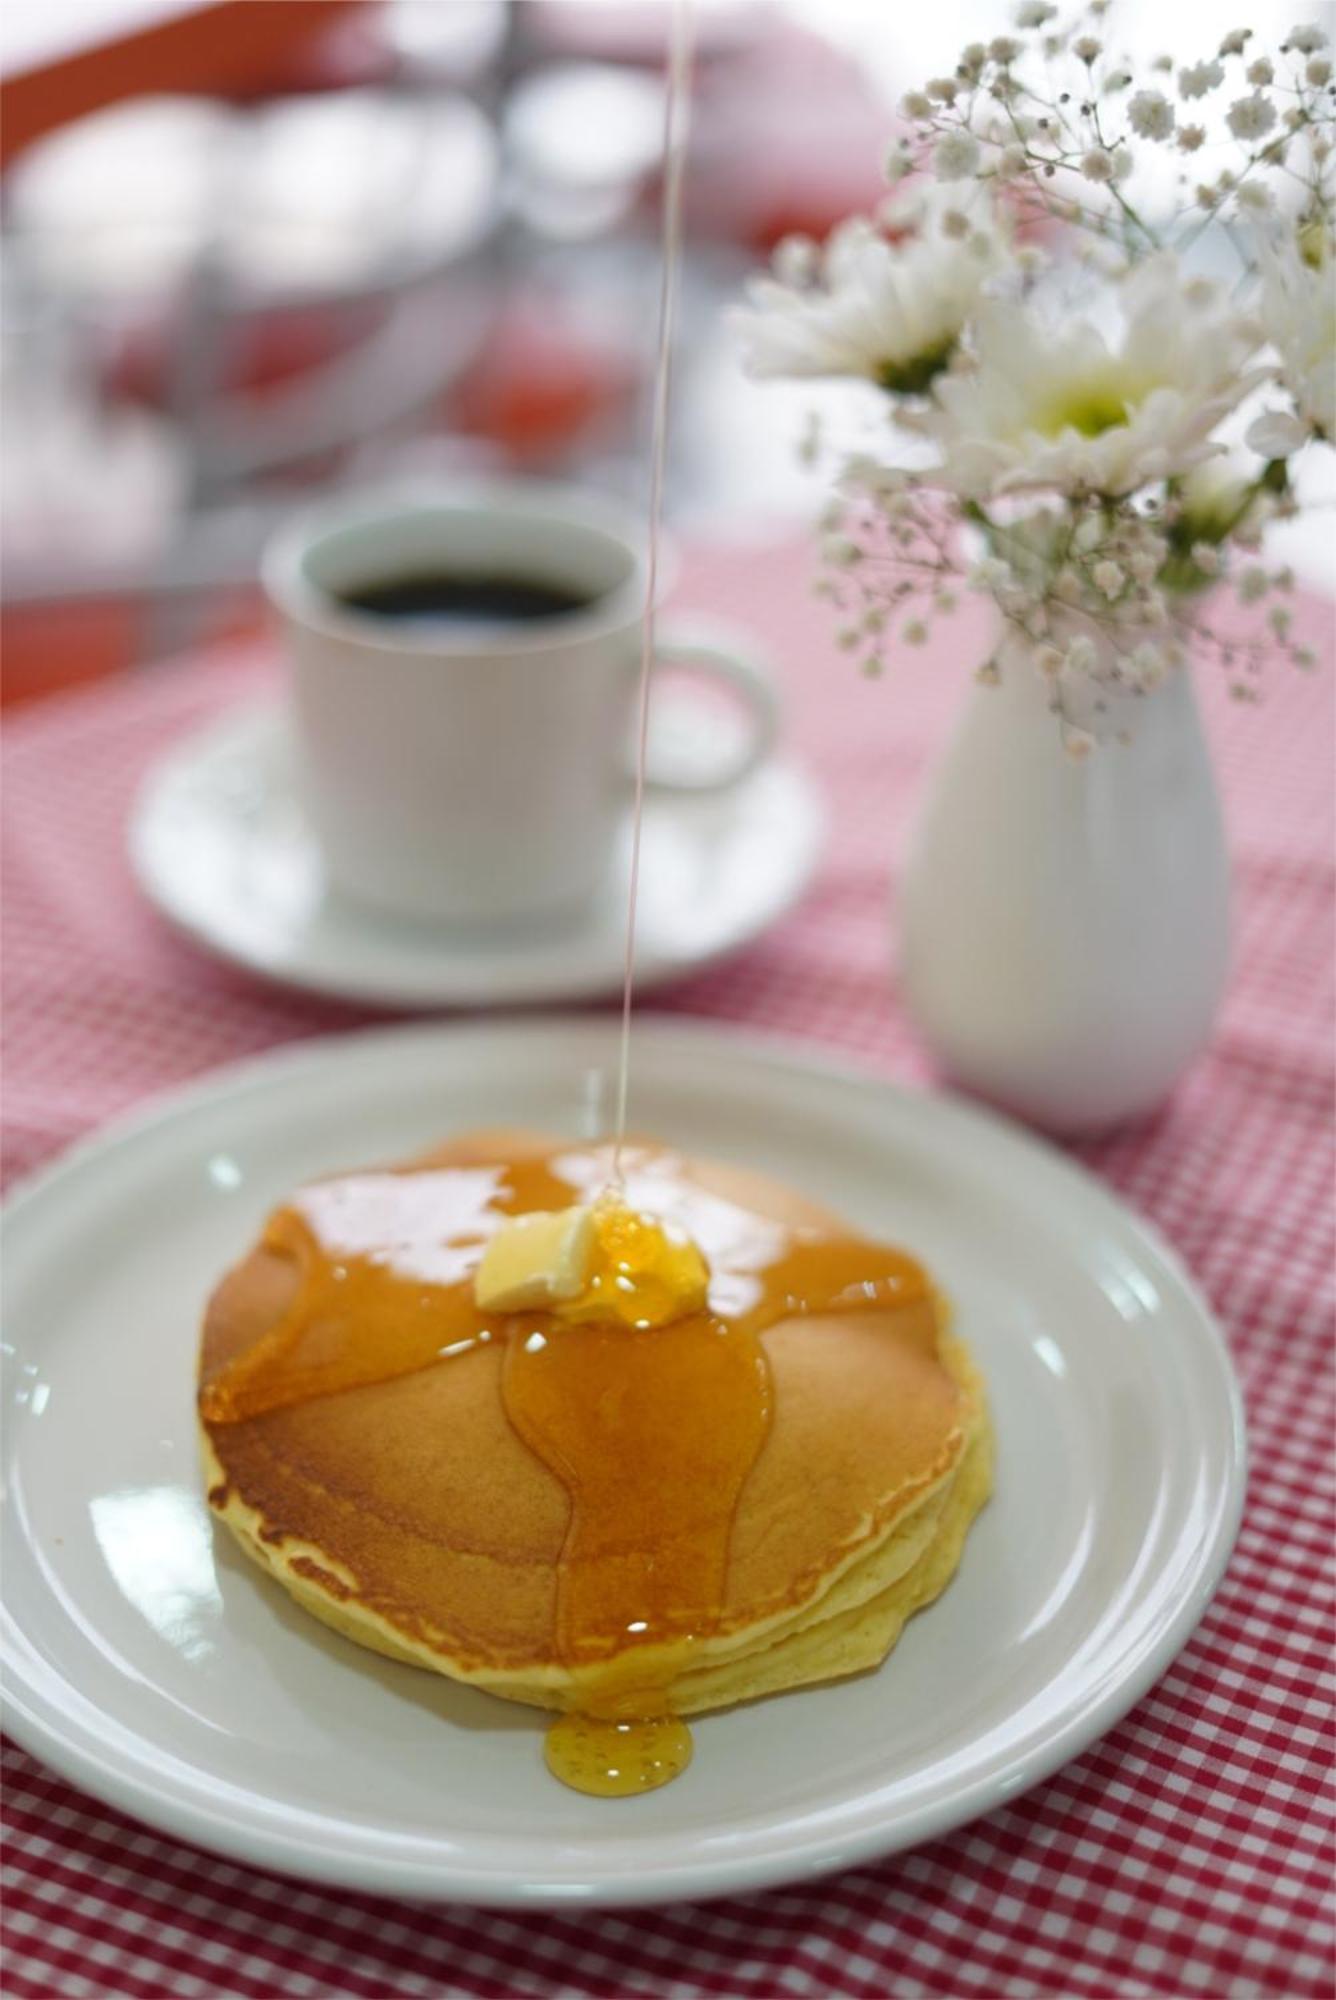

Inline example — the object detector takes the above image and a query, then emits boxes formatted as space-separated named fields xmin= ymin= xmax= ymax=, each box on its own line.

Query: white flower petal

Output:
xmin=1246 ymin=408 xmax=1309 ymax=455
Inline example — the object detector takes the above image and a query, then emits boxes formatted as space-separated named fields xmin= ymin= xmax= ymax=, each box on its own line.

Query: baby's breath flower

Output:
xmin=1177 ymin=123 xmax=1206 ymax=151
xmin=1065 ymin=634 xmax=1099 ymax=675
xmin=959 ymin=42 xmax=987 ymax=74
xmin=1190 ymin=543 xmax=1222 ymax=575
xmin=1034 ymin=642 xmax=1065 ymax=676
xmin=1128 ymin=89 xmax=1175 ymax=138
xmin=903 ymin=618 xmax=929 ymax=645
xmin=996 ymin=143 xmax=1029 ymax=177
xmin=1246 ymin=57 xmax=1275 ymax=84
xmin=1081 ymin=146 xmax=1117 ymax=180
xmin=1268 ymin=604 xmax=1292 ymax=636
xmin=1237 ymin=565 xmax=1269 ymax=601
xmin=901 ymin=90 xmax=934 ymax=120
xmin=1307 ymin=55 xmax=1332 ymax=84
xmin=933 ymin=130 xmax=982 ymax=180
xmin=927 ymin=75 xmax=960 ymax=103
xmin=990 ymin=36 xmax=1023 ymax=63
xmin=1226 ymin=92 xmax=1276 ymax=139
xmin=1237 ymin=184 xmax=1273 ymax=212
xmin=1073 ymin=35 xmax=1102 ymax=62
xmin=940 ymin=207 xmax=972 ymax=239
xmin=1286 ymin=24 xmax=1327 ymax=54
xmin=883 ymin=139 xmax=914 ymax=182
xmin=1093 ymin=559 xmax=1126 ymax=597
xmin=1179 ymin=59 xmax=1224 ymax=97
xmin=1219 ymin=29 xmax=1251 ymax=57
xmin=1015 ymin=0 xmax=1055 ymax=25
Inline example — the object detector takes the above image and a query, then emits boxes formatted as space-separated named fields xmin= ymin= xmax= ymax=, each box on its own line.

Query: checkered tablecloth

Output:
xmin=3 ymin=535 xmax=1333 ymax=1999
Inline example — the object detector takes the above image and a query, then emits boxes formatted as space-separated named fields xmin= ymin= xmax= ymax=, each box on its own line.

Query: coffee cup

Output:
xmin=262 ymin=480 xmax=779 ymax=927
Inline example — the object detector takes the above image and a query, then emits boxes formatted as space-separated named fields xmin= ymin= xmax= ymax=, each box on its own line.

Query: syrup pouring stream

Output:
xmin=610 ymin=0 xmax=694 ymax=1187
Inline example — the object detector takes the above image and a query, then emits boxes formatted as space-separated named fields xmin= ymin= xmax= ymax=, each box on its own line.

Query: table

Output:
xmin=2 ymin=535 xmax=1332 ymax=1997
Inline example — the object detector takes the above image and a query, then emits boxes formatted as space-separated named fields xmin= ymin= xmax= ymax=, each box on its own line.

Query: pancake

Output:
xmin=199 ymin=1131 xmax=991 ymax=1770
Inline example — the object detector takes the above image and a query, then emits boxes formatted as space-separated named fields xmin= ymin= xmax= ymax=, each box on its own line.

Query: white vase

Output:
xmin=900 ymin=630 xmax=1230 ymax=1135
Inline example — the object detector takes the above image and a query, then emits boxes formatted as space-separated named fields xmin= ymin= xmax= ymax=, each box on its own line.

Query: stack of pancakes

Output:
xmin=200 ymin=1137 xmax=992 ymax=1717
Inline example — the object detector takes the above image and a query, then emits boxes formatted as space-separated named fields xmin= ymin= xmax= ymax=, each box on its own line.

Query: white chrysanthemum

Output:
xmin=925 ymin=257 xmax=1264 ymax=498
xmin=1246 ymin=223 xmax=1336 ymax=452
xmin=733 ymin=186 xmax=1007 ymax=393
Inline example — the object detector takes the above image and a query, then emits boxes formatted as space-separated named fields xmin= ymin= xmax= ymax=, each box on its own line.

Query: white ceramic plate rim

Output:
xmin=127 ymin=706 xmax=824 ymax=1009
xmin=0 ymin=1018 xmax=1247 ymax=1908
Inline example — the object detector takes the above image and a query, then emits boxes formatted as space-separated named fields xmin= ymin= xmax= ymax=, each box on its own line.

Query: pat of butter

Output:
xmin=475 ymin=1205 xmax=597 ymax=1312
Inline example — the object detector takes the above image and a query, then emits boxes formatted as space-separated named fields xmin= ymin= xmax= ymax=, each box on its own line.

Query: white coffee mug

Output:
xmin=262 ymin=481 xmax=780 ymax=927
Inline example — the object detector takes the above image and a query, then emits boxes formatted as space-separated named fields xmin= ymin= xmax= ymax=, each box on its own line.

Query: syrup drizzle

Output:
xmin=202 ymin=4 xmax=946 ymax=1803
xmin=610 ymin=0 xmax=693 ymax=1188
xmin=201 ymin=1144 xmax=937 ymax=1797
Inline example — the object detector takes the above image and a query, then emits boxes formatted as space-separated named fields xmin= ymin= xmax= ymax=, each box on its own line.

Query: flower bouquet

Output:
xmin=735 ymin=5 xmax=1334 ymax=1130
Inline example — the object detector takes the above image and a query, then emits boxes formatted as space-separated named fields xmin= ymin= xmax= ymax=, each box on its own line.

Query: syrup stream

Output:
xmin=610 ymin=0 xmax=694 ymax=1185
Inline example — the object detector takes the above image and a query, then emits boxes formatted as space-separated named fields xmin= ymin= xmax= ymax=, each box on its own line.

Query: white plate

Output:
xmin=128 ymin=704 xmax=823 ymax=1008
xmin=0 ymin=1019 xmax=1245 ymax=1908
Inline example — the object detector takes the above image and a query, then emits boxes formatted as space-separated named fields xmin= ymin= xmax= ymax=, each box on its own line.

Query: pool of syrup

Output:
xmin=201 ymin=1144 xmax=934 ymax=1796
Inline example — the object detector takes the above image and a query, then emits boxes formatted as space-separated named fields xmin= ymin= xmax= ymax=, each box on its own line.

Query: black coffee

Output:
xmin=336 ymin=570 xmax=595 ymax=630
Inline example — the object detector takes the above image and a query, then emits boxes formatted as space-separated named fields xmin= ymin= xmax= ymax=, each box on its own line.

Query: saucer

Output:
xmin=129 ymin=703 xmax=823 ymax=1008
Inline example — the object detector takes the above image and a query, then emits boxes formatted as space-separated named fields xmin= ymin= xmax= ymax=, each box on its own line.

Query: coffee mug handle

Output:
xmin=642 ymin=624 xmax=781 ymax=795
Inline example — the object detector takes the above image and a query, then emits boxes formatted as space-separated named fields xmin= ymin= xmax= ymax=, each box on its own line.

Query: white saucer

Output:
xmin=0 ymin=1018 xmax=1245 ymax=1908
xmin=128 ymin=704 xmax=823 ymax=1008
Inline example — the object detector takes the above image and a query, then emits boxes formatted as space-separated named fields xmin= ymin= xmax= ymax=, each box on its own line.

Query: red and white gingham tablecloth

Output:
xmin=2 ymin=535 xmax=1333 ymax=1998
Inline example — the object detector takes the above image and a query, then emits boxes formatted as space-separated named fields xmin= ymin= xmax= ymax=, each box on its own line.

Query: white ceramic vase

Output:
xmin=900 ymin=628 xmax=1230 ymax=1135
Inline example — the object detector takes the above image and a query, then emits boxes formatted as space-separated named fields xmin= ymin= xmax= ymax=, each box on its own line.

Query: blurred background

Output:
xmin=1 ymin=0 xmax=1326 ymax=706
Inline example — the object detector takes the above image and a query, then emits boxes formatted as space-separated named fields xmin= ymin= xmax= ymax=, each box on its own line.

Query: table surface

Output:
xmin=2 ymin=534 xmax=1333 ymax=1999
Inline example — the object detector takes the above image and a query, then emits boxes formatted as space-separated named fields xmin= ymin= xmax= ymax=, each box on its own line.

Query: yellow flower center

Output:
xmin=1298 ymin=216 xmax=1329 ymax=271
xmin=1036 ymin=381 xmax=1136 ymax=439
